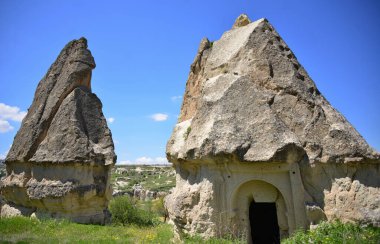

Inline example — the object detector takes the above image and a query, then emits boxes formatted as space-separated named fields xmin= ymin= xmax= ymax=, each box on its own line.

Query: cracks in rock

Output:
xmin=308 ymin=87 xmax=317 ymax=96
xmin=269 ymin=62 xmax=274 ymax=78
xmin=211 ymin=63 xmax=227 ymax=73
xmin=70 ymin=60 xmax=96 ymax=69
xmin=25 ymin=71 xmax=93 ymax=162
xmin=296 ymin=73 xmax=305 ymax=81
xmin=267 ymin=95 xmax=275 ymax=107
xmin=351 ymin=169 xmax=358 ymax=183
xmin=304 ymin=106 xmax=324 ymax=135
xmin=235 ymin=143 xmax=251 ymax=161
xmin=75 ymin=89 xmax=90 ymax=151
xmin=321 ymin=165 xmax=333 ymax=190
xmin=282 ymin=88 xmax=299 ymax=97
xmin=270 ymin=142 xmax=306 ymax=163
xmin=190 ymin=39 xmax=212 ymax=74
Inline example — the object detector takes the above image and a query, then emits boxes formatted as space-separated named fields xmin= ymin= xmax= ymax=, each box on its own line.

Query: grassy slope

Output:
xmin=0 ymin=217 xmax=379 ymax=244
xmin=0 ymin=217 xmax=173 ymax=244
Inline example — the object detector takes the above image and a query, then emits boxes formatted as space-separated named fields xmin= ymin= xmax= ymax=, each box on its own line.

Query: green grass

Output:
xmin=184 ymin=235 xmax=244 ymax=244
xmin=0 ymin=216 xmax=173 ymax=243
xmin=283 ymin=221 xmax=380 ymax=244
xmin=2 ymin=217 xmax=379 ymax=244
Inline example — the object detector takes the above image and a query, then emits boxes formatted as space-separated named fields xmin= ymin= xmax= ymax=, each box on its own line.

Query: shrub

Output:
xmin=151 ymin=197 xmax=168 ymax=221
xmin=109 ymin=195 xmax=158 ymax=226
xmin=283 ymin=221 xmax=380 ymax=244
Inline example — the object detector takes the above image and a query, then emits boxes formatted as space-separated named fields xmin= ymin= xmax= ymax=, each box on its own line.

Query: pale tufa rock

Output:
xmin=165 ymin=14 xmax=380 ymax=241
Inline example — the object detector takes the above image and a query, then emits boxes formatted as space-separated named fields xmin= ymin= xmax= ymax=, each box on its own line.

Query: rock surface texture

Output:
xmin=165 ymin=15 xmax=380 ymax=240
xmin=0 ymin=38 xmax=116 ymax=224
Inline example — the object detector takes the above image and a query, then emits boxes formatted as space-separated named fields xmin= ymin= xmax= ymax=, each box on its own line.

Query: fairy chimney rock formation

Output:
xmin=165 ymin=15 xmax=380 ymax=241
xmin=1 ymin=38 xmax=116 ymax=223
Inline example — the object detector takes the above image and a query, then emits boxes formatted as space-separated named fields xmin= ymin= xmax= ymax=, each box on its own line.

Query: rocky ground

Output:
xmin=111 ymin=165 xmax=175 ymax=201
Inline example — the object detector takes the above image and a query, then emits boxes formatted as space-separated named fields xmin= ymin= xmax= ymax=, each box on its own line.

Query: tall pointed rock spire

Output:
xmin=1 ymin=38 xmax=116 ymax=224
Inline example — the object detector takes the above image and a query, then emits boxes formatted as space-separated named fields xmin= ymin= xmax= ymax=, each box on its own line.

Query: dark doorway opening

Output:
xmin=249 ymin=201 xmax=280 ymax=244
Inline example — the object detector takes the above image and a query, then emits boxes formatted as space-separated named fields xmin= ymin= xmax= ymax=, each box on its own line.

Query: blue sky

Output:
xmin=0 ymin=0 xmax=379 ymax=163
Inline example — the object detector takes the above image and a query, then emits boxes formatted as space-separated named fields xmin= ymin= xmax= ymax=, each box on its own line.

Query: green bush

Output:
xmin=283 ymin=221 xmax=380 ymax=244
xmin=151 ymin=197 xmax=168 ymax=220
xmin=109 ymin=195 xmax=158 ymax=226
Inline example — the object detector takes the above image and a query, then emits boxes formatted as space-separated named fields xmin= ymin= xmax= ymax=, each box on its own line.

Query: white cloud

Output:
xmin=171 ymin=95 xmax=182 ymax=102
xmin=117 ymin=156 xmax=170 ymax=165
xmin=155 ymin=157 xmax=168 ymax=164
xmin=0 ymin=119 xmax=14 ymax=133
xmin=150 ymin=113 xmax=168 ymax=122
xmin=0 ymin=103 xmax=27 ymax=122
xmin=107 ymin=117 xmax=115 ymax=123
xmin=0 ymin=148 xmax=10 ymax=160
xmin=0 ymin=103 xmax=26 ymax=133
xmin=135 ymin=156 xmax=153 ymax=164
xmin=118 ymin=160 xmax=132 ymax=165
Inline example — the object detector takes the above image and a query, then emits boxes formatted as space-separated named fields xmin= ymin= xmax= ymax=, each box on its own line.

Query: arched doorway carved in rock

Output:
xmin=231 ymin=180 xmax=288 ymax=243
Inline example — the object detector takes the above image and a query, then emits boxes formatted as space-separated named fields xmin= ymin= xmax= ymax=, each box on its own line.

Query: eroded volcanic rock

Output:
xmin=165 ymin=15 xmax=380 ymax=239
xmin=168 ymin=17 xmax=377 ymax=164
xmin=0 ymin=38 xmax=116 ymax=223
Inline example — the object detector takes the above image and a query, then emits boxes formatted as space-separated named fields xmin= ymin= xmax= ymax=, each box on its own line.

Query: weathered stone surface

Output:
xmin=0 ymin=202 xmax=35 ymax=218
xmin=165 ymin=171 xmax=216 ymax=238
xmin=1 ymin=38 xmax=116 ymax=224
xmin=166 ymin=15 xmax=380 ymax=240
xmin=300 ymin=161 xmax=380 ymax=226
xmin=169 ymin=16 xmax=377 ymax=164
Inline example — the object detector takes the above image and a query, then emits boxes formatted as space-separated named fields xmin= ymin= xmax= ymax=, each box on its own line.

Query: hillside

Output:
xmin=111 ymin=165 xmax=175 ymax=200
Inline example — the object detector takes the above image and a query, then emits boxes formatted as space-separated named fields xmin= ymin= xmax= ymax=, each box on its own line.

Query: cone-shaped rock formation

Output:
xmin=1 ymin=38 xmax=116 ymax=224
xmin=165 ymin=15 xmax=380 ymax=240
xmin=168 ymin=16 xmax=377 ymax=165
